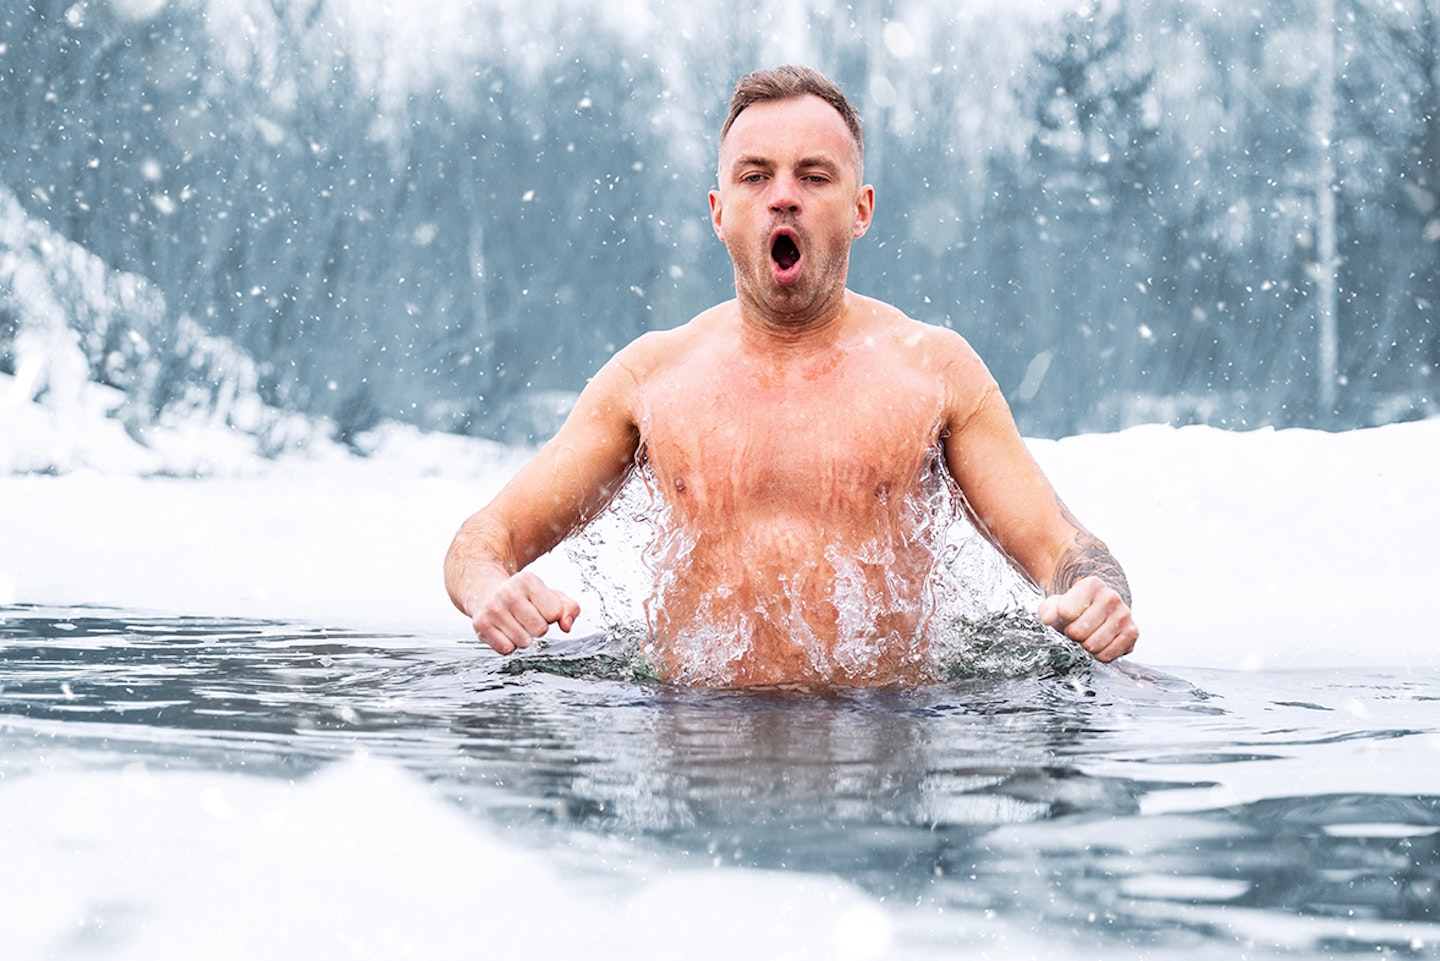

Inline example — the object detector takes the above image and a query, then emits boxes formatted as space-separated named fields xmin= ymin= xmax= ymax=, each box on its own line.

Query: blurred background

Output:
xmin=2 ymin=0 xmax=1436 ymax=446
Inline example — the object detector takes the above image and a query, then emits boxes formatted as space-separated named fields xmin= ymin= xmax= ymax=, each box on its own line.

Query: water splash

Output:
xmin=934 ymin=611 xmax=1093 ymax=680
xmin=561 ymin=466 xmax=656 ymax=628
xmin=565 ymin=453 xmax=1080 ymax=685
xmin=498 ymin=624 xmax=660 ymax=683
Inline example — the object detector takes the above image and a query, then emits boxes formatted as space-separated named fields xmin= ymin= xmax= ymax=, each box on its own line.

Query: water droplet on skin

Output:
xmin=565 ymin=456 xmax=1048 ymax=685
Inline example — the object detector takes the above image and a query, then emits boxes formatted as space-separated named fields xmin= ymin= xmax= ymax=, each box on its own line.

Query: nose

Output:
xmin=767 ymin=172 xmax=801 ymax=214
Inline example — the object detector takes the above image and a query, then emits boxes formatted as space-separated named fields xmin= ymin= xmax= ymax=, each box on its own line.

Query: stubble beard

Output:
xmin=731 ymin=231 xmax=852 ymax=331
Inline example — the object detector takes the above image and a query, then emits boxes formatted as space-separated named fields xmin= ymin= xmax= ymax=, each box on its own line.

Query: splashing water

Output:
xmin=565 ymin=451 xmax=1085 ymax=685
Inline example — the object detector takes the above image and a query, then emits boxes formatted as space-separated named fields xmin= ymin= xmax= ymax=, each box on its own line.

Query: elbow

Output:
xmin=442 ymin=512 xmax=509 ymax=614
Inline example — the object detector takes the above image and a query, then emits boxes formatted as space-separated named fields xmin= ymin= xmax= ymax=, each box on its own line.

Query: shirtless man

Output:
xmin=444 ymin=65 xmax=1138 ymax=686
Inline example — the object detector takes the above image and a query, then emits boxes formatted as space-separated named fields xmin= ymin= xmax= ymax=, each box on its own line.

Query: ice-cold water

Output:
xmin=2 ymin=604 xmax=1437 ymax=960
xmin=564 ymin=460 xmax=1048 ymax=687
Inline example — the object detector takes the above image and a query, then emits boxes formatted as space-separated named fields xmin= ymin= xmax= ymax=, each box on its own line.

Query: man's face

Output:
xmin=709 ymin=95 xmax=874 ymax=324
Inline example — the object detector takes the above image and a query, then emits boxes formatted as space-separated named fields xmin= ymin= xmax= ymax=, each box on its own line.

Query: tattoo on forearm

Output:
xmin=1050 ymin=531 xmax=1133 ymax=607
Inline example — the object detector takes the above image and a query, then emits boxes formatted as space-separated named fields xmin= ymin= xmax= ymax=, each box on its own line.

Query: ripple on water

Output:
xmin=3 ymin=604 xmax=1440 ymax=959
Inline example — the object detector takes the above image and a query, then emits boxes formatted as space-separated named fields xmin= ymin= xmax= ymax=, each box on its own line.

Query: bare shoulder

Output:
xmin=852 ymin=294 xmax=979 ymax=358
xmin=609 ymin=302 xmax=735 ymax=377
xmin=851 ymin=294 xmax=999 ymax=417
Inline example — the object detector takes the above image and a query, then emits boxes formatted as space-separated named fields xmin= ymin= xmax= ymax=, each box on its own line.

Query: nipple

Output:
xmin=674 ymin=476 xmax=687 ymax=493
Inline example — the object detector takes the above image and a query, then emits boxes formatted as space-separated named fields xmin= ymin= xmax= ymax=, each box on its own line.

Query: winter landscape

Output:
xmin=3 ymin=0 xmax=1439 ymax=957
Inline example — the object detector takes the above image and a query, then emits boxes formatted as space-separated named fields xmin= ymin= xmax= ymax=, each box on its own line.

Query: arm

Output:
xmin=444 ymin=351 xmax=642 ymax=654
xmin=1034 ymin=512 xmax=1137 ymax=664
xmin=941 ymin=357 xmax=1138 ymax=663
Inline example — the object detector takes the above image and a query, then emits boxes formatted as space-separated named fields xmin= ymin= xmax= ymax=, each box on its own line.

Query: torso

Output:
xmin=621 ymin=294 xmax=981 ymax=686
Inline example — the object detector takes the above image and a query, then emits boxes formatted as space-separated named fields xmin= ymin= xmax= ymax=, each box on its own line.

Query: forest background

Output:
xmin=2 ymin=0 xmax=1436 ymax=447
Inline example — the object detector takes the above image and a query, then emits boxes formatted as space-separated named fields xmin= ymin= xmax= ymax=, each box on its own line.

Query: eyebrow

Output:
xmin=727 ymin=155 xmax=845 ymax=177
xmin=796 ymin=156 xmax=843 ymax=176
xmin=730 ymin=154 xmax=773 ymax=172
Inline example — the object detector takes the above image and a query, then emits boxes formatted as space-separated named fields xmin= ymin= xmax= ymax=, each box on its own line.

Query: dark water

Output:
xmin=2 ymin=604 xmax=1438 ymax=958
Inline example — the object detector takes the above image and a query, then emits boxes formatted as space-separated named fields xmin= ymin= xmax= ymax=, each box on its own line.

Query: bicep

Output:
xmin=479 ymin=359 xmax=641 ymax=568
xmin=942 ymin=384 xmax=1075 ymax=587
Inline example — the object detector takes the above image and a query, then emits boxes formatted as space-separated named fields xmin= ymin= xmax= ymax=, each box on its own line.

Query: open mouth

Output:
xmin=771 ymin=232 xmax=801 ymax=272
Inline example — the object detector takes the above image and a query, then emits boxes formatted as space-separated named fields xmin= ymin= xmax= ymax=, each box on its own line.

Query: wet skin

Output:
xmin=632 ymin=299 xmax=959 ymax=684
xmin=445 ymin=94 xmax=1138 ymax=685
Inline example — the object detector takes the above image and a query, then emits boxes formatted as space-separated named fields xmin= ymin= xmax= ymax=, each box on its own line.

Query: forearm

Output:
xmin=941 ymin=386 xmax=1133 ymax=610
xmin=443 ymin=512 xmax=520 ymax=615
xmin=1048 ymin=530 xmax=1132 ymax=608
xmin=444 ymin=509 xmax=583 ymax=653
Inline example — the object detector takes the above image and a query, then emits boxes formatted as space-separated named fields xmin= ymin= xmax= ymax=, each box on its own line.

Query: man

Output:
xmin=445 ymin=65 xmax=1137 ymax=686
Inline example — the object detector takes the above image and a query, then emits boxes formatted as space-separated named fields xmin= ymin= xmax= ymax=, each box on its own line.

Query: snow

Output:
xmin=3 ymin=346 xmax=1436 ymax=961
xmin=0 ymin=756 xmax=904 ymax=961
xmin=3 ymin=374 xmax=1436 ymax=671
xmin=4 ymin=4 xmax=1434 ymax=954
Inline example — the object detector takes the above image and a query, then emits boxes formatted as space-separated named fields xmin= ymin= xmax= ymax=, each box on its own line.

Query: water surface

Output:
xmin=2 ymin=604 xmax=1437 ymax=958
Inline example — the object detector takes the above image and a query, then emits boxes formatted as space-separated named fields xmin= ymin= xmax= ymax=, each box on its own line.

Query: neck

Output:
xmin=736 ymin=286 xmax=852 ymax=354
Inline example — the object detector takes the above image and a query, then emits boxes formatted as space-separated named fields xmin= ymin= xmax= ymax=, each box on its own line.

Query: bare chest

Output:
xmin=636 ymin=351 xmax=945 ymax=513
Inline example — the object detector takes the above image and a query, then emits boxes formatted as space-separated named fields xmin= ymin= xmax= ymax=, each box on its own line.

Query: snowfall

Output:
xmin=4 ymin=369 xmax=1440 ymax=961
xmin=2 ymin=368 xmax=1436 ymax=672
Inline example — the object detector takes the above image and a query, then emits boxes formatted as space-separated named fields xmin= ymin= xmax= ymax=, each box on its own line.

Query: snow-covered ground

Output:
xmin=3 ymin=369 xmax=1436 ymax=671
xmin=4 ymin=377 xmax=1438 ymax=961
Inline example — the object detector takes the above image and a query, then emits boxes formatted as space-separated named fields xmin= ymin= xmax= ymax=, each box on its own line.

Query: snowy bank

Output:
xmin=1027 ymin=418 xmax=1440 ymax=670
xmin=3 ymin=373 xmax=1436 ymax=672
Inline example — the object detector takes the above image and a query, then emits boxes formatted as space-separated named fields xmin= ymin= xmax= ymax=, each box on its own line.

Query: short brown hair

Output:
xmin=720 ymin=65 xmax=864 ymax=170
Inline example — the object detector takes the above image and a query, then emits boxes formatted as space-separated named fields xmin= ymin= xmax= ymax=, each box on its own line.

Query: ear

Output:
xmin=708 ymin=189 xmax=725 ymax=241
xmin=852 ymin=184 xmax=875 ymax=239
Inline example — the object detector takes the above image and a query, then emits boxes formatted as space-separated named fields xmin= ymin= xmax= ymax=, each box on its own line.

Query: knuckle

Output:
xmin=478 ymin=628 xmax=513 ymax=655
